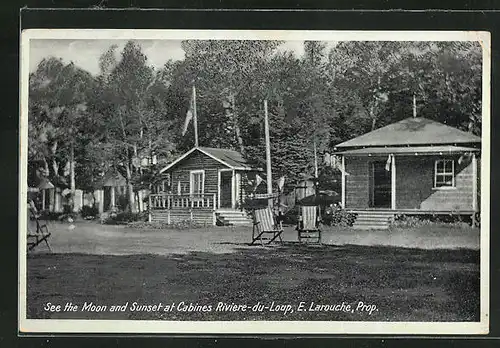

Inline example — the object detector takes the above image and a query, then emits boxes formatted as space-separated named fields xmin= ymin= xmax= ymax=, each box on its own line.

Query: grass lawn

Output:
xmin=26 ymin=222 xmax=480 ymax=322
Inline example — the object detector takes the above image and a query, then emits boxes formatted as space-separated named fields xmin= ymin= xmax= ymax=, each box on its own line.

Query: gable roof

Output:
xmin=335 ymin=117 xmax=481 ymax=148
xmin=159 ymin=147 xmax=257 ymax=173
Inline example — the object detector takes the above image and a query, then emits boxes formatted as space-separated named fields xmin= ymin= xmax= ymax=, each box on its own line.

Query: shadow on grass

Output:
xmin=26 ymin=243 xmax=479 ymax=322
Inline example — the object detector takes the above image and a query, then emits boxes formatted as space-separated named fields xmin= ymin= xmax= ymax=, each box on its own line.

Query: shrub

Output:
xmin=127 ymin=219 xmax=206 ymax=230
xmin=103 ymin=211 xmax=148 ymax=225
xmin=390 ymin=214 xmax=473 ymax=228
xmin=170 ymin=219 xmax=206 ymax=229
xmin=39 ymin=211 xmax=78 ymax=222
xmin=474 ymin=212 xmax=480 ymax=227
xmin=80 ymin=205 xmax=99 ymax=219
xmin=323 ymin=209 xmax=357 ymax=227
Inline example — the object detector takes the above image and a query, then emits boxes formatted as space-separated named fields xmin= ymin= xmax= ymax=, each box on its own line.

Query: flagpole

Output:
xmin=264 ymin=100 xmax=273 ymax=208
xmin=313 ymin=140 xmax=318 ymax=178
xmin=192 ymin=85 xmax=199 ymax=147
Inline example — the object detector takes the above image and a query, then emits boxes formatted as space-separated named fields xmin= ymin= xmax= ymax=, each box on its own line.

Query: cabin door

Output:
xmin=103 ymin=187 xmax=112 ymax=211
xmin=219 ymin=171 xmax=233 ymax=208
xmin=370 ymin=161 xmax=391 ymax=208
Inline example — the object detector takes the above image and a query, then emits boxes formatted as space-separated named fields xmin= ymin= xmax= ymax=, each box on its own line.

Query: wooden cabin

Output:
xmin=334 ymin=117 xmax=480 ymax=227
xmin=150 ymin=147 xmax=261 ymax=225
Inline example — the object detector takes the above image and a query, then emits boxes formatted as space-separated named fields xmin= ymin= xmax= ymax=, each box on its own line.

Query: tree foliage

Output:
xmin=28 ymin=40 xmax=483 ymax=203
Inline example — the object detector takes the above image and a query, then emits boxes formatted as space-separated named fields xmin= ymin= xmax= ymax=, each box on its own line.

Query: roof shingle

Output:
xmin=198 ymin=147 xmax=252 ymax=169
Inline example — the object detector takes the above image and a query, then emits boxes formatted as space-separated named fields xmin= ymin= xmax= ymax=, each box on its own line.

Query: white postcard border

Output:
xmin=19 ymin=29 xmax=491 ymax=335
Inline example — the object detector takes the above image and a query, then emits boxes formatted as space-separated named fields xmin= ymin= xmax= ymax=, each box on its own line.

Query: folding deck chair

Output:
xmin=251 ymin=207 xmax=284 ymax=246
xmin=27 ymin=201 xmax=52 ymax=252
xmin=297 ymin=205 xmax=321 ymax=244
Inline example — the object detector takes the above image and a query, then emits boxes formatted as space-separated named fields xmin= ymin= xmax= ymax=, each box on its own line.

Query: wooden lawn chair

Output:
xmin=297 ymin=205 xmax=321 ymax=244
xmin=251 ymin=208 xmax=284 ymax=246
xmin=27 ymin=201 xmax=52 ymax=252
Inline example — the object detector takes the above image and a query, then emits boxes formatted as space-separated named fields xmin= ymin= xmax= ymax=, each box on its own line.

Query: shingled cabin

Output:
xmin=334 ymin=117 xmax=481 ymax=229
xmin=149 ymin=147 xmax=262 ymax=226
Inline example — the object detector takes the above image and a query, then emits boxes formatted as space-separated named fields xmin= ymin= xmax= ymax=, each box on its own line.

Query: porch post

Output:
xmin=110 ymin=186 xmax=116 ymax=210
xmin=472 ymin=153 xmax=478 ymax=212
xmin=341 ymin=155 xmax=346 ymax=208
xmin=391 ymin=154 xmax=396 ymax=210
xmin=137 ymin=190 xmax=143 ymax=212
xmin=231 ymin=170 xmax=236 ymax=209
xmin=217 ymin=170 xmax=221 ymax=209
xmin=148 ymin=193 xmax=152 ymax=222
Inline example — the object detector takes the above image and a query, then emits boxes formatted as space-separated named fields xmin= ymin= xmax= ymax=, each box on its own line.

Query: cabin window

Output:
xmin=434 ymin=159 xmax=455 ymax=188
xmin=190 ymin=170 xmax=205 ymax=195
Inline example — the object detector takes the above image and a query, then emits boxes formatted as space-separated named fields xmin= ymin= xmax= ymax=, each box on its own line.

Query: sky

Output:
xmin=29 ymin=39 xmax=331 ymax=75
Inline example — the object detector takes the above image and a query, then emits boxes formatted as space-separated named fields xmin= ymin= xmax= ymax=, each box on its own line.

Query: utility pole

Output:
xmin=313 ymin=140 xmax=318 ymax=179
xmin=193 ymin=85 xmax=199 ymax=147
xmin=264 ymin=100 xmax=273 ymax=208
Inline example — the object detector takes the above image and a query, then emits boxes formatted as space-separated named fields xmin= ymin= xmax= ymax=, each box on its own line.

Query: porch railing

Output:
xmin=149 ymin=193 xmax=217 ymax=210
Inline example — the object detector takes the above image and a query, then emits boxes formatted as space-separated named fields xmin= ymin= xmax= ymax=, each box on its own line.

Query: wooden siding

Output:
xmin=345 ymin=157 xmax=370 ymax=208
xmin=396 ymin=155 xmax=474 ymax=211
xmin=168 ymin=150 xmax=228 ymax=197
xmin=344 ymin=154 xmax=475 ymax=212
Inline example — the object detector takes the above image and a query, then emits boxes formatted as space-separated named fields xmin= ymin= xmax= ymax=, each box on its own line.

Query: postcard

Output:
xmin=19 ymin=29 xmax=490 ymax=335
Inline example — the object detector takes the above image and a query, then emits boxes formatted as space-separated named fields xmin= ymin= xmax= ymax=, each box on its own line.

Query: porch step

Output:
xmin=216 ymin=210 xmax=253 ymax=226
xmin=351 ymin=211 xmax=395 ymax=230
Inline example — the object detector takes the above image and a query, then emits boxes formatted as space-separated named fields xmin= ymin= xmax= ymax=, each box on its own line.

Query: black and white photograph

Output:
xmin=19 ymin=30 xmax=490 ymax=334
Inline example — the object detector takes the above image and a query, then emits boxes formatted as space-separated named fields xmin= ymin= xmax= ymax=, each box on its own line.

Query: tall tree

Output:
xmin=29 ymin=57 xmax=95 ymax=209
xmin=328 ymin=41 xmax=482 ymax=143
xmin=173 ymin=40 xmax=282 ymax=153
xmin=91 ymin=41 xmax=177 ymax=212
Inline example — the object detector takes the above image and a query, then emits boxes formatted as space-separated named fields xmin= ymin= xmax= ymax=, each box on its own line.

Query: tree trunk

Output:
xmin=370 ymin=97 xmax=380 ymax=131
xmin=371 ymin=114 xmax=377 ymax=131
xmin=126 ymin=163 xmax=137 ymax=213
xmin=234 ymin=119 xmax=245 ymax=155
xmin=70 ymin=143 xmax=76 ymax=212
xmin=51 ymin=140 xmax=59 ymax=176
xmin=118 ymin=109 xmax=137 ymax=213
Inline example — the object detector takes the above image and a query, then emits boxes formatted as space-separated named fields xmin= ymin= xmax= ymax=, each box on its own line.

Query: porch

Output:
xmin=337 ymin=146 xmax=480 ymax=214
xmin=148 ymin=193 xmax=251 ymax=226
xmin=345 ymin=208 xmax=478 ymax=230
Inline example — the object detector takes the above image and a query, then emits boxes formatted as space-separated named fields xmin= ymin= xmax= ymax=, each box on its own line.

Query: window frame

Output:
xmin=434 ymin=159 xmax=455 ymax=189
xmin=189 ymin=170 xmax=205 ymax=196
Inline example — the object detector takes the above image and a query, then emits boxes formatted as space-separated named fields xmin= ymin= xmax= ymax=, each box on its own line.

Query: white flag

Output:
xmin=277 ymin=176 xmax=285 ymax=192
xmin=458 ymin=152 xmax=471 ymax=165
xmin=385 ymin=154 xmax=392 ymax=171
xmin=182 ymin=109 xmax=193 ymax=136
xmin=182 ymin=88 xmax=195 ymax=136
xmin=255 ymin=174 xmax=264 ymax=187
